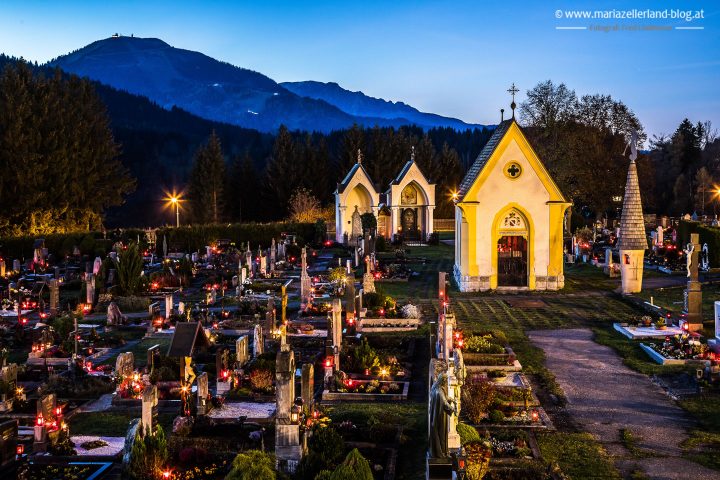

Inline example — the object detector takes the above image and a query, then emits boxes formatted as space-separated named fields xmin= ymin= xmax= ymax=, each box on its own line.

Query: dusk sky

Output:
xmin=1 ymin=0 xmax=717 ymax=138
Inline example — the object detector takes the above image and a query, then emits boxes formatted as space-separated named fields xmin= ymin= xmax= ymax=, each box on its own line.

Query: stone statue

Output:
xmin=107 ymin=301 xmax=124 ymax=325
xmin=685 ymin=242 xmax=695 ymax=278
xmin=428 ymin=372 xmax=456 ymax=458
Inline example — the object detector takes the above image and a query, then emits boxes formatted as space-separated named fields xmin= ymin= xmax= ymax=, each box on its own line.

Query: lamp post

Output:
xmin=170 ymin=197 xmax=180 ymax=227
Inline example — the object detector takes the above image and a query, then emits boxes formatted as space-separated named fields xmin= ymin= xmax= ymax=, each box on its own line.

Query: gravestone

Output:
xmin=266 ymin=297 xmax=276 ymax=335
xmin=330 ymin=299 xmax=342 ymax=367
xmin=684 ymin=233 xmax=703 ymax=331
xmin=605 ymin=248 xmax=613 ymax=267
xmin=363 ymin=256 xmax=376 ymax=294
xmin=178 ymin=302 xmax=185 ymax=316
xmin=196 ymin=372 xmax=209 ymax=415
xmin=346 ymin=259 xmax=352 ymax=274
xmin=33 ymin=393 xmax=57 ymax=452
xmin=438 ymin=272 xmax=447 ymax=304
xmin=147 ymin=345 xmax=160 ymax=374
xmin=301 ymin=363 xmax=314 ymax=413
xmin=85 ymin=273 xmax=95 ymax=306
xmin=165 ymin=293 xmax=174 ymax=319
xmin=115 ymin=352 xmax=134 ymax=379
xmin=275 ymin=347 xmax=302 ymax=472
xmin=93 ymin=257 xmax=102 ymax=275
xmin=350 ymin=206 xmax=362 ymax=247
xmin=656 ymin=226 xmax=664 ymax=246
xmin=49 ymin=279 xmax=59 ymax=314
xmin=12 ymin=259 xmax=20 ymax=273
xmin=711 ymin=302 xmax=720 ymax=353
xmin=107 ymin=301 xmax=123 ymax=326
xmin=216 ymin=348 xmax=231 ymax=394
xmin=270 ymin=238 xmax=277 ymax=273
xmin=236 ymin=335 xmax=249 ymax=367
xmin=281 ymin=285 xmax=288 ymax=325
xmin=300 ymin=248 xmax=312 ymax=300
xmin=345 ymin=279 xmax=356 ymax=323
xmin=0 ymin=259 xmax=4 ymax=277
xmin=240 ymin=266 xmax=247 ymax=285
xmin=354 ymin=247 xmax=360 ymax=267
xmin=260 ymin=254 xmax=267 ymax=276
xmin=253 ymin=324 xmax=264 ymax=357
xmin=141 ymin=385 xmax=158 ymax=435
xmin=245 ymin=247 xmax=253 ymax=278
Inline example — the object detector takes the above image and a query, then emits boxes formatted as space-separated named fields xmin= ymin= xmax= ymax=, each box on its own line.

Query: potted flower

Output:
xmin=655 ymin=318 xmax=667 ymax=331
xmin=641 ymin=316 xmax=653 ymax=327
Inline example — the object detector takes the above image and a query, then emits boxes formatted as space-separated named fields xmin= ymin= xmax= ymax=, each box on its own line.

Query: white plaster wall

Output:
xmin=468 ymin=138 xmax=551 ymax=278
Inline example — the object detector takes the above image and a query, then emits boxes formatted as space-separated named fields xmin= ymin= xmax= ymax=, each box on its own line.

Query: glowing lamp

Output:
xmin=531 ymin=410 xmax=539 ymax=422
xmin=36 ymin=413 xmax=44 ymax=426
xmin=379 ymin=309 xmax=385 ymax=316
xmin=380 ymin=368 xmax=388 ymax=376
xmin=213 ymin=322 xmax=219 ymax=329
xmin=682 ymin=322 xmax=689 ymax=331
xmin=324 ymin=357 xmax=334 ymax=368
xmin=55 ymin=407 xmax=62 ymax=416
xmin=16 ymin=444 xmax=24 ymax=455
xmin=347 ymin=317 xmax=354 ymax=326
xmin=163 ymin=471 xmax=171 ymax=479
xmin=313 ymin=410 xmax=319 ymax=419
xmin=222 ymin=370 xmax=229 ymax=380
xmin=21 ymin=318 xmax=27 ymax=325
xmin=291 ymin=403 xmax=301 ymax=424
xmin=457 ymin=339 xmax=464 ymax=348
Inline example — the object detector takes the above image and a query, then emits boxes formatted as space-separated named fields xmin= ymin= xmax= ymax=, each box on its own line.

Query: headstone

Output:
xmin=236 ymin=335 xmax=249 ymax=366
xmin=345 ymin=279 xmax=356 ymax=322
xmin=346 ymin=259 xmax=351 ymax=274
xmin=0 ymin=259 xmax=5 ymax=277
xmin=216 ymin=348 xmax=231 ymax=394
xmin=331 ymin=299 xmax=342 ymax=366
xmin=48 ymin=279 xmax=59 ymax=314
xmin=115 ymin=352 xmax=134 ymax=379
xmin=270 ymin=238 xmax=277 ymax=273
xmin=245 ymin=247 xmax=253 ymax=278
xmin=605 ymin=247 xmax=613 ymax=267
xmin=301 ymin=363 xmax=314 ymax=413
xmin=206 ymin=246 xmax=213 ymax=262
xmin=259 ymin=254 xmax=267 ymax=276
xmin=12 ymin=259 xmax=20 ymax=273
xmin=196 ymin=372 xmax=209 ymax=415
xmin=240 ymin=266 xmax=247 ymax=285
xmin=93 ymin=257 xmax=102 ymax=275
xmin=281 ymin=285 xmax=288 ymax=326
xmin=147 ymin=345 xmax=160 ymax=373
xmin=141 ymin=385 xmax=158 ymax=434
xmin=253 ymin=324 xmax=264 ymax=357
xmin=354 ymin=247 xmax=359 ymax=267
xmin=107 ymin=301 xmax=123 ymax=325
xmin=266 ymin=297 xmax=276 ymax=335
xmin=350 ymin=206 xmax=362 ymax=247
xmin=300 ymin=248 xmax=311 ymax=300
xmin=165 ymin=293 xmax=174 ymax=319
xmin=275 ymin=347 xmax=302 ymax=473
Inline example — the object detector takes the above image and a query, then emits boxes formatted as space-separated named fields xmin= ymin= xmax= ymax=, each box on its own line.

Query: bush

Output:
xmin=249 ymin=368 xmax=273 ymax=392
xmin=225 ymin=449 xmax=276 ymax=480
xmin=427 ymin=232 xmax=440 ymax=245
xmin=179 ymin=446 xmax=207 ymax=463
xmin=363 ymin=292 xmax=383 ymax=308
xmin=489 ymin=410 xmax=505 ymax=424
xmin=464 ymin=336 xmax=505 ymax=354
xmin=317 ymin=448 xmax=373 ymax=480
xmin=297 ymin=427 xmax=345 ymax=480
xmin=462 ymin=381 xmax=496 ymax=424
xmin=458 ymin=423 xmax=481 ymax=445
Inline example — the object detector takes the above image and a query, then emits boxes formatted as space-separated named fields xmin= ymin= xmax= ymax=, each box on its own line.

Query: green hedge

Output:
xmin=677 ymin=220 xmax=720 ymax=267
xmin=0 ymin=222 xmax=316 ymax=260
xmin=153 ymin=222 xmax=317 ymax=255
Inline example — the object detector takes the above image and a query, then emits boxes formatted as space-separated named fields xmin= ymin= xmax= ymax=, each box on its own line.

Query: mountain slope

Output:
xmin=282 ymin=80 xmax=483 ymax=130
xmin=50 ymin=36 xmax=399 ymax=133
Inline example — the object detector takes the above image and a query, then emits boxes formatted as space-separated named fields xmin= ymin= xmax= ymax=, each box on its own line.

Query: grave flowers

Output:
xmin=651 ymin=333 xmax=709 ymax=360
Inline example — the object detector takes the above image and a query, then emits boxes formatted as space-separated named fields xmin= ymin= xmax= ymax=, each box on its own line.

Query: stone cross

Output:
xmin=48 ymin=279 xmax=59 ymax=314
xmin=236 ymin=335 xmax=249 ymax=366
xmin=165 ymin=293 xmax=174 ymax=319
xmin=253 ymin=324 xmax=264 ymax=357
xmin=196 ymin=372 xmax=209 ymax=415
xmin=301 ymin=363 xmax=314 ymax=413
xmin=275 ymin=347 xmax=302 ymax=473
xmin=115 ymin=352 xmax=134 ymax=379
xmin=85 ymin=273 xmax=95 ymax=305
xmin=141 ymin=385 xmax=158 ymax=435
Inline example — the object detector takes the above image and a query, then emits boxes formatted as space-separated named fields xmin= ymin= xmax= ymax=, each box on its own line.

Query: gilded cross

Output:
xmin=507 ymin=164 xmax=520 ymax=177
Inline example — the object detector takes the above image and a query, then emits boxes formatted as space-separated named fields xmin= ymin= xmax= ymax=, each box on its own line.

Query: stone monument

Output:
xmin=236 ymin=335 xmax=249 ymax=367
xmin=300 ymin=247 xmax=312 ymax=301
xmin=684 ymin=233 xmax=703 ymax=331
xmin=196 ymin=372 xmax=209 ymax=415
xmin=253 ymin=324 xmax=264 ymax=357
xmin=362 ymin=256 xmax=376 ymax=294
xmin=275 ymin=347 xmax=303 ymax=473
xmin=618 ymin=132 xmax=646 ymax=294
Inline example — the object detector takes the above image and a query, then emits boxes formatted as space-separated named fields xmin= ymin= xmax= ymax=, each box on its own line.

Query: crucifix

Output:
xmin=507 ymin=83 xmax=519 ymax=118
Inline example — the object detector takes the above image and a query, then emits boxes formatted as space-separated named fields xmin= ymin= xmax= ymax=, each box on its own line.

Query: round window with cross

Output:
xmin=504 ymin=162 xmax=522 ymax=179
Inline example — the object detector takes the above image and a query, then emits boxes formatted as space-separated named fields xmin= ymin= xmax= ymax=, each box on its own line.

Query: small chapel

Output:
xmin=453 ymin=100 xmax=570 ymax=291
xmin=335 ymin=150 xmax=436 ymax=244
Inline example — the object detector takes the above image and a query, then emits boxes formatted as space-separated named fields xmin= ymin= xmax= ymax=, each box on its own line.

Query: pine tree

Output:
xmin=114 ymin=242 xmax=144 ymax=295
xmin=188 ymin=131 xmax=225 ymax=224
xmin=266 ymin=125 xmax=300 ymax=216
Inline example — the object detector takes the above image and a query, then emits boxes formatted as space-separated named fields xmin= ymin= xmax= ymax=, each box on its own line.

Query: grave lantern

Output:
xmin=531 ymin=410 xmax=539 ymax=422
xmin=290 ymin=401 xmax=302 ymax=424
xmin=36 ymin=413 xmax=44 ymax=426
xmin=16 ymin=444 xmax=24 ymax=456
xmin=324 ymin=356 xmax=334 ymax=369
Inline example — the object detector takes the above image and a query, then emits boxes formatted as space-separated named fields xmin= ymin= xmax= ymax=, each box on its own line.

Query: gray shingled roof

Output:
xmin=167 ymin=322 xmax=210 ymax=357
xmin=391 ymin=160 xmax=414 ymax=185
xmin=617 ymin=160 xmax=647 ymax=251
xmin=336 ymin=162 xmax=376 ymax=194
xmin=457 ymin=120 xmax=513 ymax=200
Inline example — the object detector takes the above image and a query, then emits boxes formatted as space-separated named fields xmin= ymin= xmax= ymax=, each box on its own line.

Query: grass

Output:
xmin=99 ymin=336 xmax=171 ymax=367
xmin=591 ymin=327 xmax=687 ymax=376
xmin=537 ymin=432 xmax=621 ymax=480
xmin=637 ymin=282 xmax=718 ymax=335
xmin=69 ymin=411 xmax=175 ymax=436
xmin=678 ymin=394 xmax=720 ymax=470
xmin=619 ymin=428 xmax=661 ymax=458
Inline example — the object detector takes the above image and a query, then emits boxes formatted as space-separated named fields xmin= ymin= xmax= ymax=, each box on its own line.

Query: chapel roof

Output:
xmin=617 ymin=159 xmax=647 ymax=251
xmin=335 ymin=161 xmax=376 ymax=195
xmin=457 ymin=120 xmax=513 ymax=199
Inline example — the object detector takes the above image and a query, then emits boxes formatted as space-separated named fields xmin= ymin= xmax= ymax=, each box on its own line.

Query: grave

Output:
xmin=141 ymin=385 xmax=158 ymax=434
xmin=683 ymin=233 xmax=703 ymax=332
xmin=196 ymin=372 xmax=210 ymax=415
xmin=275 ymin=347 xmax=303 ymax=473
xmin=300 ymin=247 xmax=312 ymax=301
xmin=253 ymin=324 xmax=264 ymax=357
xmin=235 ymin=335 xmax=249 ymax=367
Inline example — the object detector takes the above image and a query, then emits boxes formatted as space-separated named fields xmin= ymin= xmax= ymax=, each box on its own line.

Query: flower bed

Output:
xmin=357 ymin=317 xmax=420 ymax=332
xmin=463 ymin=347 xmax=522 ymax=372
xmin=322 ymin=380 xmax=409 ymax=401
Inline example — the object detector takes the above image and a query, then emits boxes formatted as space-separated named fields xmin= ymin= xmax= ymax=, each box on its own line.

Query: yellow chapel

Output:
xmin=454 ymin=119 xmax=570 ymax=291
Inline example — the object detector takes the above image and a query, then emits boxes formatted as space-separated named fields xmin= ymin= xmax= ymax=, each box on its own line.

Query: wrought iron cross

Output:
xmin=507 ymin=83 xmax=519 ymax=102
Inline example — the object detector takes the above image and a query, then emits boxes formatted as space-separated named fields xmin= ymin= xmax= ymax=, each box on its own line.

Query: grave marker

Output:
xmin=253 ymin=324 xmax=264 ymax=357
xmin=196 ymin=372 xmax=209 ymax=415
xmin=236 ymin=335 xmax=249 ymax=366
xmin=141 ymin=385 xmax=158 ymax=435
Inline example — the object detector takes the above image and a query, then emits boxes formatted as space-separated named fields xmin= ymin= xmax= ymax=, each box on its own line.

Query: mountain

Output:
xmin=49 ymin=36 xmax=483 ymax=133
xmin=282 ymin=81 xmax=483 ymax=130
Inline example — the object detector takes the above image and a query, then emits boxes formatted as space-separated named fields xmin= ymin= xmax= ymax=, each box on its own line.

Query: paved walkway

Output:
xmin=529 ymin=328 xmax=719 ymax=480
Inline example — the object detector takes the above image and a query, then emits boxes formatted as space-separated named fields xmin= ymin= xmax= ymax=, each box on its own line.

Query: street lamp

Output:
xmin=170 ymin=196 xmax=180 ymax=227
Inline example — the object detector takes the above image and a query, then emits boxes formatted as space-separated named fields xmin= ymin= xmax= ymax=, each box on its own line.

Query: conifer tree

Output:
xmin=188 ymin=131 xmax=225 ymax=224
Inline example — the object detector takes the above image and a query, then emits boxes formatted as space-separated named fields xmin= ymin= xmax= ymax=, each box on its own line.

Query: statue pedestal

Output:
xmin=276 ymin=422 xmax=303 ymax=474
xmin=686 ymin=280 xmax=703 ymax=332
xmin=426 ymin=455 xmax=453 ymax=480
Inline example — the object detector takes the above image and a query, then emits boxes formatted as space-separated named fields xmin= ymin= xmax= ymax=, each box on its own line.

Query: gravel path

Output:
xmin=529 ymin=328 xmax=719 ymax=480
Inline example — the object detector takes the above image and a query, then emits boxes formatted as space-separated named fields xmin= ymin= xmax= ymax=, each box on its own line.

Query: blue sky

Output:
xmin=0 ymin=0 xmax=717 ymax=138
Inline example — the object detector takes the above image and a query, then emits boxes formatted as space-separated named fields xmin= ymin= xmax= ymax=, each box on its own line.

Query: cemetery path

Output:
xmin=529 ymin=328 xmax=719 ymax=480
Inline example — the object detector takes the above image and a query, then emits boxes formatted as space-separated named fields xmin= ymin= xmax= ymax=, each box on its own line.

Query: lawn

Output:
xmin=637 ymin=282 xmax=720 ymax=335
xmin=69 ymin=411 xmax=176 ymax=436
xmin=537 ymin=432 xmax=621 ymax=479
xmin=99 ymin=336 xmax=171 ymax=367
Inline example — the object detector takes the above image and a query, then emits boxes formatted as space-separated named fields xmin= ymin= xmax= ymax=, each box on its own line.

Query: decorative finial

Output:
xmin=357 ymin=149 xmax=363 ymax=164
xmin=507 ymin=83 xmax=519 ymax=119
xmin=500 ymin=108 xmax=505 ymax=122
xmin=411 ymin=145 xmax=415 ymax=162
